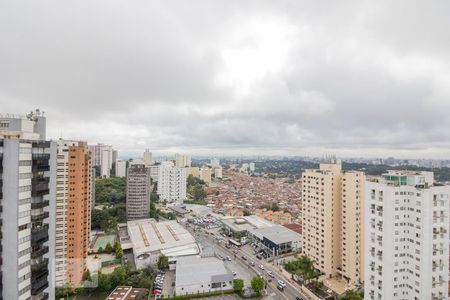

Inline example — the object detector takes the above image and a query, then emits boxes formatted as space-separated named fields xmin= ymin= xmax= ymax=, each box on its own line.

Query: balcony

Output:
xmin=31 ymin=258 xmax=49 ymax=272
xmin=31 ymin=246 xmax=49 ymax=259
xmin=31 ymin=200 xmax=49 ymax=209
xmin=31 ymin=212 xmax=49 ymax=222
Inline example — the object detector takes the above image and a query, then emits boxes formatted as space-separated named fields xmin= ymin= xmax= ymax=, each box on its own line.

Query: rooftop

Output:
xmin=127 ymin=219 xmax=198 ymax=256
xmin=176 ymin=256 xmax=231 ymax=287
xmin=105 ymin=286 xmax=148 ymax=300
xmin=220 ymin=215 xmax=275 ymax=232
xmin=249 ymin=225 xmax=302 ymax=244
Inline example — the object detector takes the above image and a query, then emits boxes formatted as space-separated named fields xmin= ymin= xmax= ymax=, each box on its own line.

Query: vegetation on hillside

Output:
xmin=186 ymin=174 xmax=207 ymax=202
xmin=95 ymin=177 xmax=127 ymax=204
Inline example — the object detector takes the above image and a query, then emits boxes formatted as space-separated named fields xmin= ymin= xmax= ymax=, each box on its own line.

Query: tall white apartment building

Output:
xmin=364 ymin=171 xmax=449 ymax=300
xmin=302 ymin=160 xmax=365 ymax=285
xmin=210 ymin=158 xmax=220 ymax=168
xmin=143 ymin=149 xmax=153 ymax=166
xmin=174 ymin=154 xmax=191 ymax=168
xmin=157 ymin=162 xmax=187 ymax=204
xmin=0 ymin=110 xmax=55 ymax=300
xmin=149 ymin=164 xmax=160 ymax=182
xmin=88 ymin=143 xmax=113 ymax=178
xmin=115 ymin=160 xmax=127 ymax=177
xmin=126 ymin=164 xmax=151 ymax=221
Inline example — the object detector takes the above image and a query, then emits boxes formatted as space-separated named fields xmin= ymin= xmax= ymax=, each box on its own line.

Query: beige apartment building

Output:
xmin=301 ymin=160 xmax=364 ymax=286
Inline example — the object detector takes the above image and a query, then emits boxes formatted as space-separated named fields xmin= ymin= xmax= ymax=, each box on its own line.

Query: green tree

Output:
xmin=243 ymin=209 xmax=251 ymax=216
xmin=115 ymin=241 xmax=123 ymax=258
xmin=251 ymin=276 xmax=265 ymax=295
xmin=233 ymin=278 xmax=244 ymax=293
xmin=97 ymin=246 xmax=103 ymax=253
xmin=105 ymin=242 xmax=113 ymax=253
xmin=193 ymin=184 xmax=206 ymax=201
xmin=95 ymin=177 xmax=127 ymax=204
xmin=340 ymin=290 xmax=363 ymax=300
xmin=97 ymin=272 xmax=112 ymax=291
xmin=157 ymin=255 xmax=169 ymax=270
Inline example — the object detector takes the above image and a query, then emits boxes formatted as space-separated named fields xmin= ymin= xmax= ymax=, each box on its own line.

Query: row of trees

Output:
xmin=233 ymin=276 xmax=264 ymax=297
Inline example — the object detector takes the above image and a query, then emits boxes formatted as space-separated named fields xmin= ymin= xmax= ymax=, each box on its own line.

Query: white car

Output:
xmin=259 ymin=265 xmax=264 ymax=270
xmin=278 ymin=280 xmax=286 ymax=287
xmin=267 ymin=271 xmax=274 ymax=278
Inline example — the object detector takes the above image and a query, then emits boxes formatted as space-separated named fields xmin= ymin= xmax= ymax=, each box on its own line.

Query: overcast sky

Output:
xmin=1 ymin=1 xmax=450 ymax=159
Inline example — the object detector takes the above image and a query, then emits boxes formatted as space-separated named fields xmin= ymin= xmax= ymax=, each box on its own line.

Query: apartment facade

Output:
xmin=157 ymin=162 xmax=187 ymax=205
xmin=301 ymin=160 xmax=364 ymax=285
xmin=364 ymin=171 xmax=449 ymax=300
xmin=126 ymin=164 xmax=151 ymax=221
xmin=143 ymin=149 xmax=152 ymax=166
xmin=88 ymin=143 xmax=113 ymax=178
xmin=115 ymin=160 xmax=127 ymax=178
xmin=0 ymin=111 xmax=55 ymax=300
xmin=55 ymin=140 xmax=91 ymax=288
xmin=174 ymin=154 xmax=191 ymax=168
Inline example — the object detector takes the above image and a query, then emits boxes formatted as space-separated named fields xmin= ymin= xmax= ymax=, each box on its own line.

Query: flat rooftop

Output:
xmin=220 ymin=215 xmax=275 ymax=232
xmin=176 ymin=256 xmax=231 ymax=287
xmin=105 ymin=286 xmax=148 ymax=300
xmin=249 ymin=225 xmax=302 ymax=244
xmin=127 ymin=219 xmax=198 ymax=256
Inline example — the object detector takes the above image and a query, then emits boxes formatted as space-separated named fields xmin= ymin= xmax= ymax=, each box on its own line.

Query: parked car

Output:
xmin=267 ymin=271 xmax=274 ymax=278
xmin=241 ymin=256 xmax=247 ymax=260
xmin=277 ymin=285 xmax=284 ymax=291
xmin=227 ymin=256 xmax=232 ymax=261
xmin=259 ymin=264 xmax=264 ymax=270
xmin=250 ymin=261 xmax=255 ymax=266
xmin=256 ymin=254 xmax=262 ymax=259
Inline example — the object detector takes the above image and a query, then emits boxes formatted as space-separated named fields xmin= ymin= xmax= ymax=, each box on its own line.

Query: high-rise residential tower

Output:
xmin=126 ymin=164 xmax=151 ymax=221
xmin=115 ymin=160 xmax=127 ymax=177
xmin=54 ymin=140 xmax=92 ymax=288
xmin=364 ymin=171 xmax=449 ymax=300
xmin=88 ymin=143 xmax=113 ymax=178
xmin=0 ymin=110 xmax=55 ymax=300
xmin=143 ymin=149 xmax=153 ymax=166
xmin=301 ymin=160 xmax=365 ymax=285
xmin=157 ymin=162 xmax=187 ymax=205
xmin=174 ymin=154 xmax=191 ymax=168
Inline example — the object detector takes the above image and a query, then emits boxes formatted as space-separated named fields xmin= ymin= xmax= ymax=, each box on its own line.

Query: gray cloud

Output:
xmin=1 ymin=0 xmax=450 ymax=158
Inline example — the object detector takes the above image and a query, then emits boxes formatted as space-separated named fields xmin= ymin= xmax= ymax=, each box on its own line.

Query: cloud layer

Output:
xmin=1 ymin=0 xmax=450 ymax=158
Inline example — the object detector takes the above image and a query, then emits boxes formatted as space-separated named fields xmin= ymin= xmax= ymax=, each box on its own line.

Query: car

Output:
xmin=296 ymin=297 xmax=304 ymax=300
xmin=257 ymin=272 xmax=263 ymax=278
xmin=278 ymin=280 xmax=286 ymax=287
xmin=277 ymin=285 xmax=284 ymax=291
xmin=259 ymin=265 xmax=264 ymax=270
xmin=227 ymin=256 xmax=232 ymax=261
xmin=250 ymin=261 xmax=255 ymax=266
xmin=232 ymin=271 xmax=237 ymax=276
xmin=241 ymin=256 xmax=247 ymax=261
xmin=267 ymin=271 xmax=274 ymax=278
xmin=256 ymin=254 xmax=262 ymax=259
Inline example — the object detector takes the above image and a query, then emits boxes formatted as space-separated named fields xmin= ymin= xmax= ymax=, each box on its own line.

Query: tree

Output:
xmin=233 ymin=278 xmax=244 ymax=294
xmin=193 ymin=184 xmax=206 ymax=201
xmin=115 ymin=241 xmax=123 ymax=258
xmin=95 ymin=177 xmax=126 ymax=204
xmin=157 ymin=255 xmax=169 ymax=270
xmin=83 ymin=269 xmax=91 ymax=282
xmin=251 ymin=276 xmax=265 ymax=295
xmin=105 ymin=242 xmax=113 ymax=253
xmin=243 ymin=209 xmax=251 ymax=216
xmin=97 ymin=246 xmax=103 ymax=253
xmin=340 ymin=291 xmax=363 ymax=300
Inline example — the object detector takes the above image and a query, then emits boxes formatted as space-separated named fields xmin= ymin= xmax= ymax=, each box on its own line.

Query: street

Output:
xmin=187 ymin=225 xmax=307 ymax=300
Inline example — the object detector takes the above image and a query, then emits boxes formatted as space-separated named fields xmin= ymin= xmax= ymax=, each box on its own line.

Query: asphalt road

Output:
xmin=187 ymin=225 xmax=307 ymax=300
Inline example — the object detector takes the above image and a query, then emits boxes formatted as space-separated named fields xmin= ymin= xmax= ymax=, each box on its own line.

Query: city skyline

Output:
xmin=1 ymin=1 xmax=450 ymax=159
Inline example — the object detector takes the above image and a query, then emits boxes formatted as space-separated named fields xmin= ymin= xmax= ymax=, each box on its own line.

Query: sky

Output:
xmin=1 ymin=0 xmax=450 ymax=159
